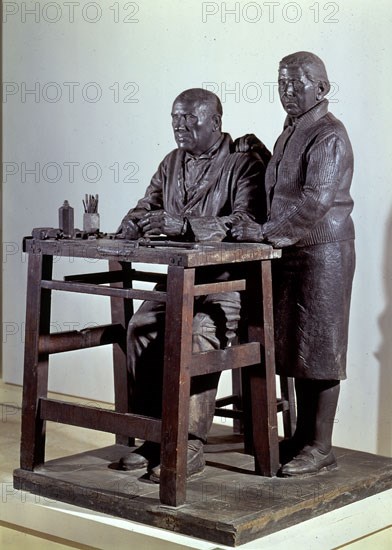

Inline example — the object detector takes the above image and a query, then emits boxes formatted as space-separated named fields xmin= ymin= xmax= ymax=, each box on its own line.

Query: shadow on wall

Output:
xmin=376 ymin=205 xmax=392 ymax=457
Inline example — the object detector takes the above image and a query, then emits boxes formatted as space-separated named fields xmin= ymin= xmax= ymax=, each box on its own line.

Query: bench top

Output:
xmin=23 ymin=236 xmax=281 ymax=268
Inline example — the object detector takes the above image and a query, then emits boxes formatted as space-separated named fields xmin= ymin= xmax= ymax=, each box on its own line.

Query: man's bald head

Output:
xmin=171 ymin=88 xmax=223 ymax=156
xmin=173 ymin=88 xmax=223 ymax=118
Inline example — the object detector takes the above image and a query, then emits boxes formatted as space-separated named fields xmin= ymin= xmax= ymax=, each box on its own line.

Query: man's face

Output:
xmin=278 ymin=65 xmax=320 ymax=117
xmin=171 ymin=99 xmax=219 ymax=156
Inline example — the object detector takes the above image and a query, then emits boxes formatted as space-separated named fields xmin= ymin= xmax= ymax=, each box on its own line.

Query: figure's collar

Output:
xmin=185 ymin=133 xmax=225 ymax=161
xmin=284 ymin=99 xmax=329 ymax=130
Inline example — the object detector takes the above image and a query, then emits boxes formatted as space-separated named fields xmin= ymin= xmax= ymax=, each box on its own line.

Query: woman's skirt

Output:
xmin=272 ymin=239 xmax=355 ymax=380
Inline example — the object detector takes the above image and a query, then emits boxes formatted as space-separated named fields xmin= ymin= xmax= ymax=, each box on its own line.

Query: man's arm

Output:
xmin=118 ymin=150 xmax=266 ymax=242
xmin=233 ymin=133 xmax=272 ymax=166
xmin=186 ymin=154 xmax=267 ymax=242
xmin=117 ymin=160 xmax=167 ymax=238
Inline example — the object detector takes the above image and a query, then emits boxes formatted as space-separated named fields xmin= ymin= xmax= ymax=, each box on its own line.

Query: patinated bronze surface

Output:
xmin=17 ymin=236 xmax=282 ymax=507
xmin=116 ymin=88 xmax=268 ymax=480
xmin=232 ymin=52 xmax=355 ymax=477
xmin=13 ymin=423 xmax=392 ymax=546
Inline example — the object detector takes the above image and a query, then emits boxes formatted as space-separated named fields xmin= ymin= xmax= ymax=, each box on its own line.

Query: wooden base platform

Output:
xmin=13 ymin=428 xmax=392 ymax=547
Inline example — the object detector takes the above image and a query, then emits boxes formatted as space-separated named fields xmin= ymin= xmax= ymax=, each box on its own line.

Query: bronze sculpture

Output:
xmin=232 ymin=51 xmax=355 ymax=476
xmin=117 ymin=88 xmax=267 ymax=481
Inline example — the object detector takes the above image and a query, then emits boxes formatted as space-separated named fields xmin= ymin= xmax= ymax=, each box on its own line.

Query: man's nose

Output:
xmin=285 ymin=82 xmax=295 ymax=96
xmin=174 ymin=115 xmax=187 ymax=129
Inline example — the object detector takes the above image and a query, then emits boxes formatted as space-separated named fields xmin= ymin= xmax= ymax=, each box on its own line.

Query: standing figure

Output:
xmin=232 ymin=52 xmax=355 ymax=476
xmin=116 ymin=88 xmax=267 ymax=481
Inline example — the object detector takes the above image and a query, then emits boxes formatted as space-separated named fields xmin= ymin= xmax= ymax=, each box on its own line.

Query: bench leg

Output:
xmin=247 ymin=260 xmax=280 ymax=476
xmin=159 ymin=266 xmax=194 ymax=506
xmin=20 ymin=254 xmax=52 ymax=470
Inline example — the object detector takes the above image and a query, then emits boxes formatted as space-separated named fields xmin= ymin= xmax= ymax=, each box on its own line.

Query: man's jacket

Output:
xmin=122 ymin=133 xmax=266 ymax=242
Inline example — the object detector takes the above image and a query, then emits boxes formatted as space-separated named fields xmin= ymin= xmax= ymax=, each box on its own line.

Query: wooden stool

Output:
xmin=16 ymin=237 xmax=282 ymax=507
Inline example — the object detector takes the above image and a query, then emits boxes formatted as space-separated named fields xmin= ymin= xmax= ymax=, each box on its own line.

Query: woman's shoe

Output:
xmin=280 ymin=445 xmax=337 ymax=477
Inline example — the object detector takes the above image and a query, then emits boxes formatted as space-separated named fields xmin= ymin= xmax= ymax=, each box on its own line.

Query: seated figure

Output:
xmin=116 ymin=87 xmax=268 ymax=481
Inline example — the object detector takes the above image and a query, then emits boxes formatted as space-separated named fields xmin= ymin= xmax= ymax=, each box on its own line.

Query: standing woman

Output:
xmin=232 ymin=51 xmax=355 ymax=476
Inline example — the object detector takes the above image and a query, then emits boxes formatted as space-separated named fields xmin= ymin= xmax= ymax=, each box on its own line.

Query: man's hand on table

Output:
xmin=116 ymin=218 xmax=141 ymax=239
xmin=138 ymin=210 xmax=187 ymax=237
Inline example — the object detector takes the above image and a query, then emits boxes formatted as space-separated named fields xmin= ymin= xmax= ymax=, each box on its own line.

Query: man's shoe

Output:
xmin=149 ymin=440 xmax=205 ymax=483
xmin=280 ymin=445 xmax=337 ymax=477
xmin=119 ymin=441 xmax=159 ymax=471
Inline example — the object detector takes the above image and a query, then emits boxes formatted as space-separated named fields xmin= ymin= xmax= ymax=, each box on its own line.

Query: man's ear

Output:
xmin=316 ymin=80 xmax=330 ymax=101
xmin=212 ymin=114 xmax=222 ymax=132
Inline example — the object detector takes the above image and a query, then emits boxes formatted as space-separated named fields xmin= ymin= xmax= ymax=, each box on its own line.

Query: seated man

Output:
xmin=116 ymin=88 xmax=267 ymax=481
